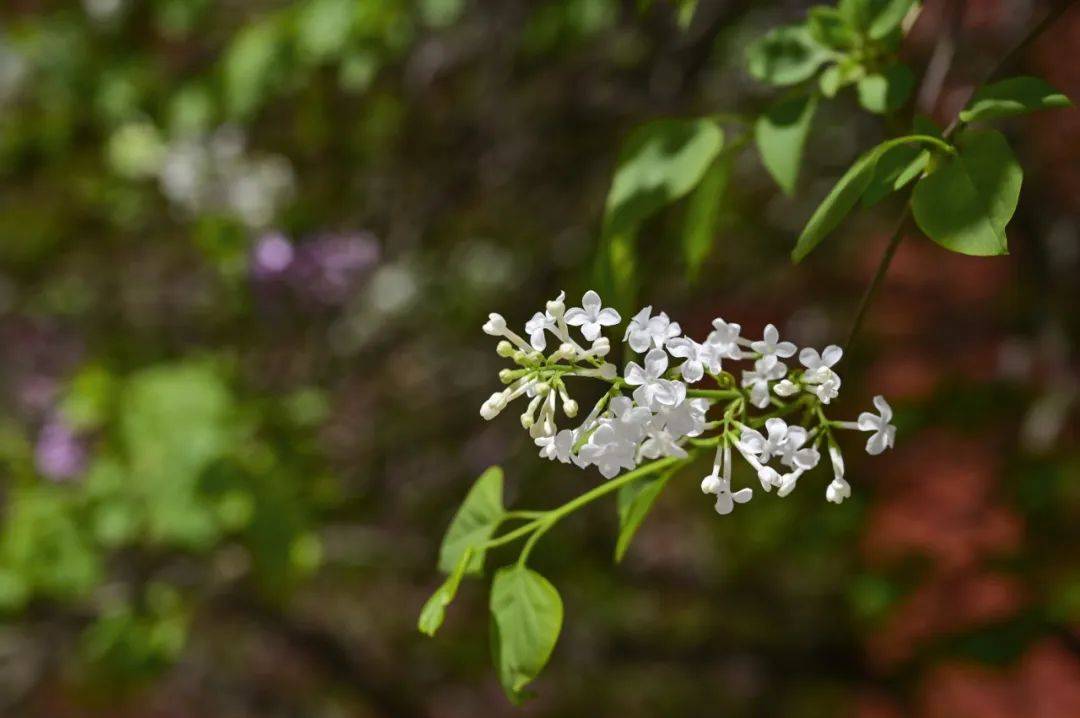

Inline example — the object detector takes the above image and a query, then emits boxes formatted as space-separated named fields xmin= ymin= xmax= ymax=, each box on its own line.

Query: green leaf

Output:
xmin=746 ymin=26 xmax=832 ymax=87
xmin=862 ymin=144 xmax=928 ymax=206
xmin=792 ymin=135 xmax=940 ymax=261
xmin=604 ymin=118 xmax=725 ymax=235
xmin=438 ymin=467 xmax=505 ymax=575
xmin=756 ymin=94 xmax=818 ymax=195
xmin=911 ymin=129 xmax=1021 ymax=256
xmin=958 ymin=76 xmax=1072 ymax=124
xmin=819 ymin=56 xmax=864 ymax=98
xmin=489 ymin=566 xmax=563 ymax=702
xmin=223 ymin=19 xmax=285 ymax=118
xmin=418 ymin=549 xmax=472 ymax=636
xmin=856 ymin=63 xmax=915 ymax=114
xmin=614 ymin=469 xmax=675 ymax=562
xmin=838 ymin=0 xmax=915 ymax=39
xmin=682 ymin=154 xmax=732 ymax=280
xmin=807 ymin=7 xmax=856 ymax=50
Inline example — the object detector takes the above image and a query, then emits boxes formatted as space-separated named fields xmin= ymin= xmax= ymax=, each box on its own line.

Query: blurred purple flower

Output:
xmin=291 ymin=232 xmax=380 ymax=305
xmin=35 ymin=417 xmax=88 ymax=482
xmin=250 ymin=231 xmax=296 ymax=280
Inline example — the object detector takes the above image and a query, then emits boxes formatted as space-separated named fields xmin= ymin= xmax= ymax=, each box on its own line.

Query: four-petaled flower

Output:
xmin=751 ymin=324 xmax=797 ymax=368
xmin=536 ymin=428 xmax=575 ymax=463
xmin=857 ymin=395 xmax=896 ymax=455
xmin=624 ymin=349 xmax=679 ymax=409
xmin=524 ymin=291 xmax=565 ymax=350
xmin=666 ymin=336 xmax=721 ymax=383
xmin=741 ymin=359 xmax=786 ymax=408
xmin=624 ymin=306 xmax=681 ymax=352
xmin=706 ymin=318 xmax=743 ymax=359
xmin=565 ymin=290 xmax=621 ymax=341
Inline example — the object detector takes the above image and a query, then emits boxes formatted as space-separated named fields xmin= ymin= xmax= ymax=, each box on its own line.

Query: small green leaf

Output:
xmin=807 ymin=7 xmax=856 ymax=50
xmin=682 ymin=155 xmax=732 ymax=280
xmin=792 ymin=135 xmax=940 ymax=262
xmin=911 ymin=129 xmax=1021 ymax=256
xmin=838 ymin=0 xmax=915 ymax=39
xmin=604 ymin=118 xmax=724 ymax=235
xmin=819 ymin=56 xmax=864 ymax=98
xmin=756 ymin=94 xmax=818 ymax=195
xmin=490 ymin=566 xmax=563 ymax=702
xmin=958 ymin=75 xmax=1072 ymax=124
xmin=418 ymin=549 xmax=472 ymax=636
xmin=615 ymin=469 xmax=675 ymax=562
xmin=747 ymin=26 xmax=832 ymax=87
xmin=856 ymin=63 xmax=915 ymax=114
xmin=862 ymin=144 xmax=928 ymax=206
xmin=438 ymin=467 xmax=505 ymax=575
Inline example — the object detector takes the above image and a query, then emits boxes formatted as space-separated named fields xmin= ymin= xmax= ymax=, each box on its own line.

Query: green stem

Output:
xmin=687 ymin=389 xmax=743 ymax=400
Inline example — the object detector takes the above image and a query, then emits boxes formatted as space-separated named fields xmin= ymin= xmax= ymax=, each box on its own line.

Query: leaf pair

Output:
xmin=419 ymin=467 xmax=564 ymax=702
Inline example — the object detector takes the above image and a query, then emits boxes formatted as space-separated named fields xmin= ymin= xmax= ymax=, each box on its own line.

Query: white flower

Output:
xmin=810 ymin=371 xmax=842 ymax=404
xmin=706 ymin=318 xmax=743 ymax=359
xmin=564 ymin=290 xmax=621 ymax=342
xmin=577 ymin=423 xmax=637 ymax=478
xmin=608 ymin=396 xmax=651 ymax=443
xmin=624 ymin=349 xmax=679 ymax=409
xmin=778 ymin=425 xmax=820 ymax=471
xmin=751 ymin=324 xmax=796 ymax=368
xmin=536 ymin=429 xmax=575 ymax=463
xmin=799 ymin=345 xmax=843 ymax=377
xmin=639 ymin=428 xmax=688 ymax=460
xmin=774 ymin=379 xmax=799 ymax=397
xmin=666 ymin=336 xmax=721 ymax=383
xmin=624 ymin=306 xmax=681 ymax=352
xmin=653 ymin=396 xmax=708 ymax=440
xmin=741 ymin=358 xmax=786 ymax=408
xmin=825 ymin=445 xmax=850 ymax=503
xmin=857 ymin=395 xmax=896 ymax=455
xmin=482 ymin=313 xmax=507 ymax=336
xmin=523 ymin=291 xmax=565 ymax=351
xmin=700 ymin=445 xmax=751 ymax=515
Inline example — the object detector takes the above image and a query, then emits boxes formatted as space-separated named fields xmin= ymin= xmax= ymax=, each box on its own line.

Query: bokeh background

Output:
xmin=1 ymin=0 xmax=1078 ymax=716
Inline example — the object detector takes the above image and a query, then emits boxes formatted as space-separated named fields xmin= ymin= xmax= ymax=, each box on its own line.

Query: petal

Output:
xmin=581 ymin=321 xmax=601 ymax=341
xmin=581 ymin=290 xmax=601 ymax=313
xmin=644 ymin=348 xmax=668 ymax=378
xmin=822 ymin=345 xmax=843 ymax=367
xmin=763 ymin=324 xmax=778 ymax=344
xmin=856 ymin=412 xmax=879 ymax=432
xmin=775 ymin=341 xmax=797 ymax=358
xmin=564 ymin=308 xmax=587 ymax=325
xmin=627 ymin=331 xmax=651 ymax=353
xmin=624 ymin=362 xmax=646 ymax=386
xmin=764 ymin=418 xmax=788 ymax=441
xmin=681 ymin=361 xmax=704 ymax=383
xmin=609 ymin=395 xmax=632 ymax=416
xmin=732 ymin=487 xmax=753 ymax=504
xmin=873 ymin=395 xmax=893 ymax=422
xmin=799 ymin=347 xmax=821 ymax=369
xmin=865 ymin=431 xmax=887 ymax=455
xmin=666 ymin=337 xmax=692 ymax=358
xmin=714 ymin=492 xmax=734 ymax=515
xmin=596 ymin=307 xmax=621 ymax=326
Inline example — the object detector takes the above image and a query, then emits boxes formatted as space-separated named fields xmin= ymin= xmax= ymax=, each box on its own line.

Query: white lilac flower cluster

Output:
xmin=480 ymin=290 xmax=897 ymax=514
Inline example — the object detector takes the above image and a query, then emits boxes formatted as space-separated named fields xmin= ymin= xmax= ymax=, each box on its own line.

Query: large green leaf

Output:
xmin=418 ymin=548 xmax=472 ymax=636
xmin=604 ymin=118 xmax=724 ymax=235
xmin=958 ymin=76 xmax=1072 ymax=124
xmin=861 ymin=143 xmax=927 ymax=206
xmin=682 ymin=154 xmax=732 ymax=280
xmin=614 ymin=469 xmax=675 ymax=562
xmin=856 ymin=63 xmax=914 ymax=114
xmin=911 ymin=129 xmax=1021 ymax=256
xmin=746 ymin=26 xmax=832 ymax=87
xmin=489 ymin=566 xmax=563 ymax=702
xmin=756 ymin=93 xmax=818 ymax=195
xmin=438 ymin=466 xmax=505 ymax=575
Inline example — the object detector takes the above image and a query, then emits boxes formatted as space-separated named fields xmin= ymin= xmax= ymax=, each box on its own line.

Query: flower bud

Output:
xmin=591 ymin=337 xmax=610 ymax=357
xmin=774 ymin=379 xmax=798 ymax=397
xmin=520 ymin=412 xmax=534 ymax=429
xmin=512 ymin=350 xmax=528 ymax=365
xmin=700 ymin=474 xmax=721 ymax=494
xmin=498 ymin=368 xmax=515 ymax=384
xmin=496 ymin=340 xmax=515 ymax=357
xmin=482 ymin=313 xmax=506 ymax=336
xmin=558 ymin=342 xmax=576 ymax=360
xmin=546 ymin=297 xmax=565 ymax=317
xmin=562 ymin=399 xmax=578 ymax=418
xmin=598 ymin=363 xmax=617 ymax=381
